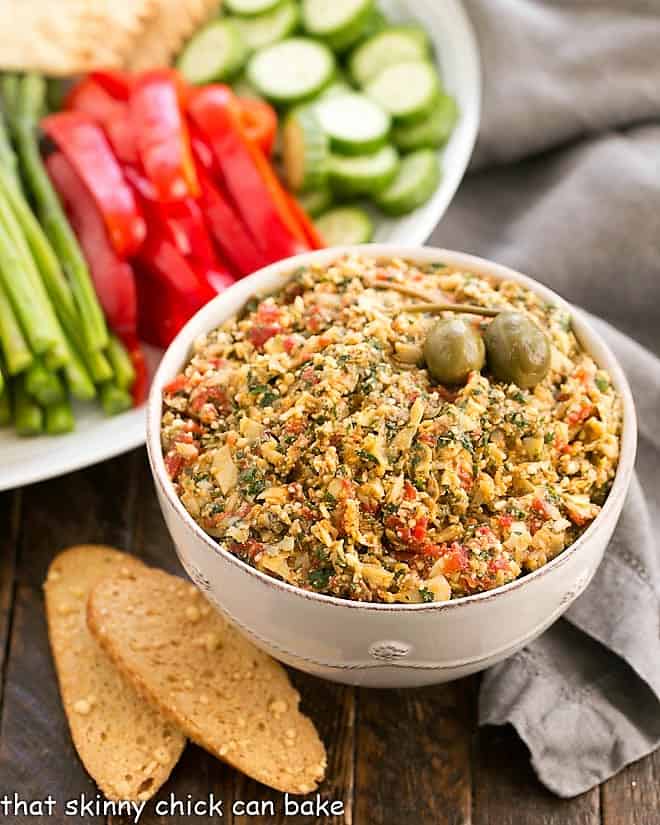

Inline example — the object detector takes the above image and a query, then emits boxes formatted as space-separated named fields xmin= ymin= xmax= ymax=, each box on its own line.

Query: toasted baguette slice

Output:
xmin=88 ymin=567 xmax=327 ymax=794
xmin=127 ymin=0 xmax=220 ymax=71
xmin=44 ymin=546 xmax=186 ymax=802
xmin=0 ymin=0 xmax=155 ymax=75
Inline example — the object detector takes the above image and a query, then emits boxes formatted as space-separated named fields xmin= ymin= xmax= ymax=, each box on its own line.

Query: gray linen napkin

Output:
xmin=430 ymin=0 xmax=660 ymax=797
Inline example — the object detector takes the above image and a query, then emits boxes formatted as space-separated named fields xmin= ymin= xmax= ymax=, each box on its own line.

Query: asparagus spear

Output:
xmin=7 ymin=74 xmax=109 ymax=353
xmin=14 ymin=373 xmax=43 ymax=436
xmin=0 ymin=162 xmax=79 ymax=331
xmin=0 ymin=104 xmax=20 ymax=190
xmin=0 ymin=280 xmax=32 ymax=375
xmin=62 ymin=334 xmax=96 ymax=401
xmin=106 ymin=335 xmax=136 ymax=391
xmin=45 ymin=398 xmax=75 ymax=435
xmin=99 ymin=382 xmax=133 ymax=416
xmin=0 ymin=354 xmax=10 ymax=426
xmin=0 ymin=193 xmax=63 ymax=356
xmin=24 ymin=358 xmax=65 ymax=405
xmin=0 ymin=385 xmax=10 ymax=427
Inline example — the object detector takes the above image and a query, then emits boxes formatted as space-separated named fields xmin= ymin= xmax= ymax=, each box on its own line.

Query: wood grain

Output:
xmin=474 ymin=724 xmax=600 ymax=825
xmin=601 ymin=749 xmax=660 ymax=825
xmin=354 ymin=679 xmax=473 ymax=825
xmin=110 ymin=454 xmax=235 ymax=825
xmin=0 ymin=491 xmax=20 ymax=707
xmin=0 ymin=452 xmax=658 ymax=824
xmin=0 ymin=454 xmax=141 ymax=825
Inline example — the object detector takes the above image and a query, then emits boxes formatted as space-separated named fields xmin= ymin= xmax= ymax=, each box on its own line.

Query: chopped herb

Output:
xmin=309 ymin=568 xmax=333 ymax=590
xmin=544 ymin=431 xmax=555 ymax=444
xmin=239 ymin=467 xmax=266 ymax=497
xmin=595 ymin=376 xmax=609 ymax=393
xmin=419 ymin=587 xmax=434 ymax=603
xmin=357 ymin=450 xmax=378 ymax=463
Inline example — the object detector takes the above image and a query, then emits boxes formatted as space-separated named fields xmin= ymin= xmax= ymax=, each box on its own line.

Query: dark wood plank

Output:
xmin=473 ymin=724 xmax=600 ymax=825
xmin=601 ymin=749 xmax=660 ymax=825
xmin=0 ymin=452 xmax=142 ymax=825
xmin=116 ymin=453 xmax=236 ymax=825
xmin=354 ymin=679 xmax=473 ymax=825
xmin=0 ymin=491 xmax=20 ymax=707
xmin=232 ymin=674 xmax=355 ymax=825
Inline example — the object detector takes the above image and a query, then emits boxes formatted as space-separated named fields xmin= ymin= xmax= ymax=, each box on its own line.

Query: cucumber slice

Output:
xmin=297 ymin=187 xmax=333 ymax=218
xmin=225 ymin=0 xmax=282 ymax=15
xmin=361 ymin=7 xmax=388 ymax=40
xmin=177 ymin=20 xmax=248 ymax=84
xmin=233 ymin=2 xmax=299 ymax=51
xmin=328 ymin=145 xmax=399 ymax=197
xmin=375 ymin=149 xmax=440 ymax=216
xmin=315 ymin=92 xmax=391 ymax=155
xmin=247 ymin=38 xmax=335 ymax=104
xmin=391 ymin=94 xmax=458 ymax=151
xmin=319 ymin=81 xmax=353 ymax=100
xmin=349 ymin=25 xmax=432 ymax=86
xmin=365 ymin=60 xmax=440 ymax=125
xmin=282 ymin=106 xmax=329 ymax=192
xmin=316 ymin=206 xmax=373 ymax=246
xmin=302 ymin=0 xmax=375 ymax=52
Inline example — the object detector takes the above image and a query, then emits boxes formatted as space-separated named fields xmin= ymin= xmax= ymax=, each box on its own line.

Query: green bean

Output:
xmin=0 ymin=280 xmax=32 ymax=375
xmin=106 ymin=335 xmax=136 ymax=391
xmin=99 ymin=383 xmax=133 ymax=416
xmin=45 ymin=398 xmax=75 ymax=435
xmin=0 ymin=107 xmax=20 ymax=190
xmin=24 ymin=358 xmax=65 ymax=405
xmin=62 ymin=335 xmax=96 ymax=401
xmin=10 ymin=74 xmax=109 ymax=353
xmin=14 ymin=373 xmax=43 ymax=436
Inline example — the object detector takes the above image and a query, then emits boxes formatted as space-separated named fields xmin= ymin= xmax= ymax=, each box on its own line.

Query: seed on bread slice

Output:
xmin=44 ymin=546 xmax=186 ymax=802
xmin=87 ymin=567 xmax=327 ymax=794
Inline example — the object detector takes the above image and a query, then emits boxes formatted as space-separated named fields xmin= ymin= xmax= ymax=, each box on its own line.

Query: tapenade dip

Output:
xmin=161 ymin=255 xmax=622 ymax=603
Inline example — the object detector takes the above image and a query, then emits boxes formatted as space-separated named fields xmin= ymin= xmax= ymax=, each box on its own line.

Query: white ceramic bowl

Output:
xmin=147 ymin=246 xmax=637 ymax=688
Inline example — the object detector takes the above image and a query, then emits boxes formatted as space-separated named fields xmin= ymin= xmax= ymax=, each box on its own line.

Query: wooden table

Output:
xmin=0 ymin=449 xmax=656 ymax=824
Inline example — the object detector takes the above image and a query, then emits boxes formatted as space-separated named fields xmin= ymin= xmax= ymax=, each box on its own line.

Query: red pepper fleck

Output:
xmin=403 ymin=481 xmax=417 ymax=501
xmin=164 ymin=374 xmax=187 ymax=394
xmin=164 ymin=450 xmax=184 ymax=480
xmin=249 ymin=323 xmax=281 ymax=349
xmin=257 ymin=303 xmax=282 ymax=324
xmin=498 ymin=514 xmax=513 ymax=530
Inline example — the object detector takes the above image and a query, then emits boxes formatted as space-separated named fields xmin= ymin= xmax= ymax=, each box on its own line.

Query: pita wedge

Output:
xmin=0 ymin=0 xmax=156 ymax=76
xmin=88 ymin=566 xmax=327 ymax=794
xmin=44 ymin=546 xmax=186 ymax=802
xmin=127 ymin=0 xmax=220 ymax=71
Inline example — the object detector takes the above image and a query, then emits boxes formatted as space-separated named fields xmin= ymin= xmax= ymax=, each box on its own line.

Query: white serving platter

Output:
xmin=0 ymin=0 xmax=480 ymax=491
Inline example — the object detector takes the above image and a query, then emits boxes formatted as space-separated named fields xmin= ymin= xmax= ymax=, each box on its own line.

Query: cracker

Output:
xmin=127 ymin=0 xmax=220 ymax=71
xmin=0 ymin=0 xmax=156 ymax=75
xmin=87 ymin=566 xmax=327 ymax=794
xmin=44 ymin=546 xmax=186 ymax=802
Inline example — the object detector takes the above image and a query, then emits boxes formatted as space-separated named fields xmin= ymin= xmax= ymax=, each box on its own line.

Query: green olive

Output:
xmin=483 ymin=311 xmax=551 ymax=388
xmin=423 ymin=318 xmax=486 ymax=385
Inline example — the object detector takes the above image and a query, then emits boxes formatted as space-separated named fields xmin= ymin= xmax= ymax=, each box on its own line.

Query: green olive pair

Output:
xmin=423 ymin=311 xmax=552 ymax=388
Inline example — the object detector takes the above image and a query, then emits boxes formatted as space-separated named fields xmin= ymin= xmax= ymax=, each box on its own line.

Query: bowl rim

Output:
xmin=147 ymin=245 xmax=638 ymax=613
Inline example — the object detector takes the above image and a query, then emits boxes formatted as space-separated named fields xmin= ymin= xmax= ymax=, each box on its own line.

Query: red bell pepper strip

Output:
xmin=46 ymin=151 xmax=138 ymax=344
xmin=130 ymin=69 xmax=199 ymax=203
xmin=64 ymin=78 xmax=137 ymax=165
xmin=188 ymin=85 xmax=308 ymax=263
xmin=42 ymin=111 xmax=146 ymax=257
xmin=123 ymin=336 xmax=148 ymax=405
xmin=197 ymin=167 xmax=269 ymax=277
xmin=285 ymin=191 xmax=325 ymax=250
xmin=88 ymin=70 xmax=133 ymax=100
xmin=124 ymin=165 xmax=236 ymax=291
xmin=135 ymin=263 xmax=188 ymax=349
xmin=245 ymin=142 xmax=309 ymax=246
xmin=237 ymin=97 xmax=278 ymax=157
xmin=136 ymin=230 xmax=216 ymax=319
